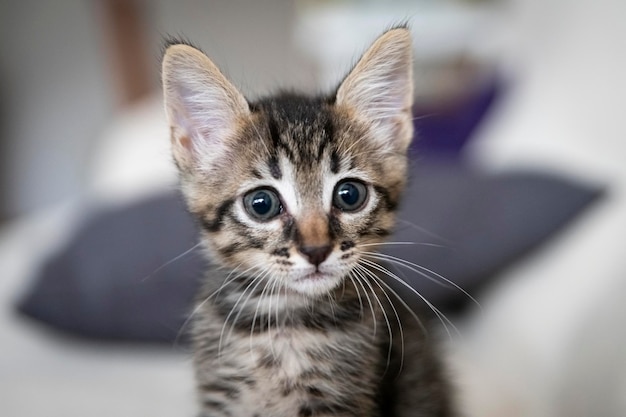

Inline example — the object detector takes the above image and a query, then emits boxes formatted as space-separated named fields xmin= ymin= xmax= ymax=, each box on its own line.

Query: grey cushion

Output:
xmin=17 ymin=162 xmax=602 ymax=342
xmin=18 ymin=194 xmax=204 ymax=343
xmin=388 ymin=161 xmax=602 ymax=311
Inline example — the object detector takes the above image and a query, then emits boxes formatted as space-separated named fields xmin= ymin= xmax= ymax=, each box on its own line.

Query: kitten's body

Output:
xmin=163 ymin=28 xmax=453 ymax=417
xmin=193 ymin=266 xmax=450 ymax=417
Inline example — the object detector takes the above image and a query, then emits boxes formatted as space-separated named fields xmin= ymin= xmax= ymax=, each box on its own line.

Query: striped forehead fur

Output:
xmin=249 ymin=93 xmax=336 ymax=168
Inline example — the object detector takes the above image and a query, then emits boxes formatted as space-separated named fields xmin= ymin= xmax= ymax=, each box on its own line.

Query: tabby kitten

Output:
xmin=162 ymin=27 xmax=453 ymax=417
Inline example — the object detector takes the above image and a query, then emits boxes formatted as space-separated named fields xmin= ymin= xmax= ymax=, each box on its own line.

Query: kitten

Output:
xmin=162 ymin=27 xmax=454 ymax=417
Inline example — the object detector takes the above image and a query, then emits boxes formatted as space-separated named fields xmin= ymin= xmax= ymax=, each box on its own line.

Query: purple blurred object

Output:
xmin=411 ymin=78 xmax=501 ymax=157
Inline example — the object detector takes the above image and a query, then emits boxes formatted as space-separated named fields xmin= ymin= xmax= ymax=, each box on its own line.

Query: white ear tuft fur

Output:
xmin=336 ymin=28 xmax=414 ymax=151
xmin=162 ymin=44 xmax=249 ymax=171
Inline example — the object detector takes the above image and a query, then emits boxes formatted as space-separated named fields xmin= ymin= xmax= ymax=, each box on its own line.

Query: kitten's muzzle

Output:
xmin=297 ymin=244 xmax=332 ymax=267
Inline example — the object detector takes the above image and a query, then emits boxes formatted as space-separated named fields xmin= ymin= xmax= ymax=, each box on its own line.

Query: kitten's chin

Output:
xmin=289 ymin=271 xmax=343 ymax=297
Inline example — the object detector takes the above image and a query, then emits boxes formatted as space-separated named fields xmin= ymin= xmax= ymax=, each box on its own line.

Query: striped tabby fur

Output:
xmin=162 ymin=27 xmax=453 ymax=417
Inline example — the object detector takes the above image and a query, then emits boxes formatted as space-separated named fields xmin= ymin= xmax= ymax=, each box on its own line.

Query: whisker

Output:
xmin=327 ymin=292 xmax=337 ymax=325
xmin=250 ymin=275 xmax=274 ymax=352
xmin=346 ymin=273 xmax=365 ymax=319
xmin=357 ymin=241 xmax=446 ymax=248
xmin=365 ymin=270 xmax=427 ymax=336
xmin=359 ymin=258 xmax=460 ymax=340
xmin=267 ymin=276 xmax=280 ymax=358
xmin=357 ymin=264 xmax=393 ymax=373
xmin=355 ymin=264 xmax=402 ymax=374
xmin=245 ymin=111 xmax=271 ymax=156
xmin=340 ymin=278 xmax=347 ymax=300
xmin=142 ymin=242 xmax=203 ymax=282
xmin=354 ymin=264 xmax=392 ymax=337
xmin=361 ymin=252 xmax=453 ymax=290
xmin=174 ymin=296 xmax=208 ymax=351
xmin=411 ymin=112 xmax=437 ymax=122
xmin=351 ymin=268 xmax=379 ymax=338
xmin=214 ymin=264 xmax=255 ymax=296
xmin=272 ymin=275 xmax=286 ymax=356
xmin=218 ymin=269 xmax=269 ymax=356
xmin=173 ymin=263 xmax=247 ymax=349
xmin=395 ymin=219 xmax=452 ymax=245
xmin=361 ymin=251 xmax=481 ymax=310
xmin=344 ymin=131 xmax=375 ymax=155
xmin=225 ymin=268 xmax=272 ymax=349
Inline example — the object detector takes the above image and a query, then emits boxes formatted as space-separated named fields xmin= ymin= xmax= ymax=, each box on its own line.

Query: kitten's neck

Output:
xmin=202 ymin=270 xmax=373 ymax=332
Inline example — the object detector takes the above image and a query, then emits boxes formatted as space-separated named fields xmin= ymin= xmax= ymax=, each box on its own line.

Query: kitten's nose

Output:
xmin=298 ymin=245 xmax=332 ymax=267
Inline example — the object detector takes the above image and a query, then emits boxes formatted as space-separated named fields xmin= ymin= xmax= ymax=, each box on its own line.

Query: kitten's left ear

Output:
xmin=336 ymin=28 xmax=414 ymax=151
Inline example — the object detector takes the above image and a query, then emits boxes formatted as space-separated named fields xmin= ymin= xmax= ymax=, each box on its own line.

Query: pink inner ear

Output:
xmin=172 ymin=82 xmax=246 ymax=149
xmin=178 ymin=135 xmax=192 ymax=151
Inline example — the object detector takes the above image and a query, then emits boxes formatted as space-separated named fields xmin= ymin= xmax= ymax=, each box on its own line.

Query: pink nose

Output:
xmin=298 ymin=245 xmax=332 ymax=267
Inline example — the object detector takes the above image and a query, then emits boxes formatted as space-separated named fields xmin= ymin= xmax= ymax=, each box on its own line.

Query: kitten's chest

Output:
xmin=225 ymin=326 xmax=360 ymax=381
xmin=195 ymin=318 xmax=382 ymax=417
xmin=260 ymin=329 xmax=322 ymax=378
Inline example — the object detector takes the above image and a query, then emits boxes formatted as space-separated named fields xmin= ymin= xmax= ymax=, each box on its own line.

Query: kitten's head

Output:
xmin=162 ymin=28 xmax=413 ymax=298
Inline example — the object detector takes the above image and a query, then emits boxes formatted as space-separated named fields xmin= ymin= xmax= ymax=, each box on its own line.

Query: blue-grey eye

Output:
xmin=333 ymin=180 xmax=367 ymax=212
xmin=244 ymin=189 xmax=282 ymax=220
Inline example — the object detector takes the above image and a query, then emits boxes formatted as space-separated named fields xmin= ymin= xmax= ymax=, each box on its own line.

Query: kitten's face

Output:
xmin=163 ymin=29 xmax=413 ymax=298
xmin=187 ymin=98 xmax=407 ymax=296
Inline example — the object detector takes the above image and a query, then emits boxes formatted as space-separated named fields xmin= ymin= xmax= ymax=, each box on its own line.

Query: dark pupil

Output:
xmin=251 ymin=191 xmax=272 ymax=215
xmin=338 ymin=183 xmax=360 ymax=206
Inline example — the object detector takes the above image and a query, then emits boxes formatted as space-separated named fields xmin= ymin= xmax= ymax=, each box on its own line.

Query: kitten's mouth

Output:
xmin=299 ymin=271 xmax=327 ymax=281
xmin=291 ymin=270 xmax=341 ymax=296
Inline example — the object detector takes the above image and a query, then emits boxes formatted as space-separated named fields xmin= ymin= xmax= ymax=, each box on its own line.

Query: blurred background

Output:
xmin=1 ymin=0 xmax=625 ymax=416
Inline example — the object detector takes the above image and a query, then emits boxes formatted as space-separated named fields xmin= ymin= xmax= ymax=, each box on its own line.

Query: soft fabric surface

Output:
xmin=18 ymin=195 xmax=204 ymax=343
xmin=391 ymin=162 xmax=602 ymax=311
xmin=17 ymin=162 xmax=601 ymax=342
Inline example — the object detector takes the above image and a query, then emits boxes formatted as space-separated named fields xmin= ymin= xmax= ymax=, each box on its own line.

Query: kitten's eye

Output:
xmin=244 ymin=188 xmax=282 ymax=220
xmin=333 ymin=180 xmax=367 ymax=212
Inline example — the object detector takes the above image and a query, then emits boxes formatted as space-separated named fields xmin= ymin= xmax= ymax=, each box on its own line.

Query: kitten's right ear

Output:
xmin=335 ymin=28 xmax=414 ymax=152
xmin=162 ymin=44 xmax=249 ymax=172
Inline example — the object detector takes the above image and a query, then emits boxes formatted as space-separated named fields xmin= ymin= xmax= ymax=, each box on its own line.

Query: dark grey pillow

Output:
xmin=17 ymin=162 xmax=602 ymax=342
xmin=388 ymin=162 xmax=602 ymax=311
xmin=17 ymin=194 xmax=205 ymax=343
